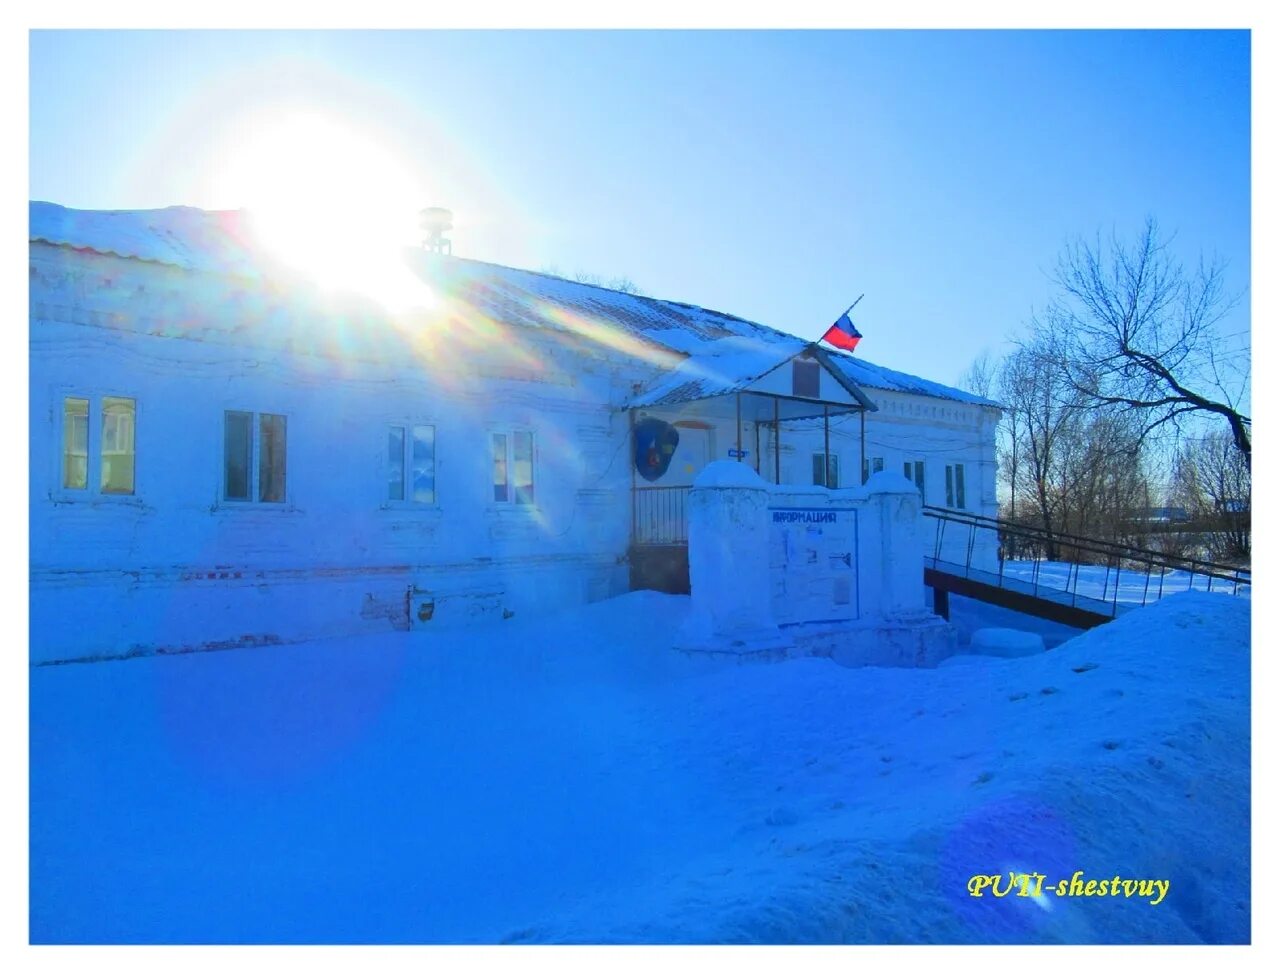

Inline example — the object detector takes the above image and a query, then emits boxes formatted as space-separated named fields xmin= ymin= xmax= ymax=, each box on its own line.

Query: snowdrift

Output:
xmin=30 ymin=590 xmax=1249 ymax=943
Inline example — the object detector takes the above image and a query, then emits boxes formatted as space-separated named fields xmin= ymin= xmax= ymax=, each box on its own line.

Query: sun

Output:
xmin=211 ymin=109 xmax=436 ymax=312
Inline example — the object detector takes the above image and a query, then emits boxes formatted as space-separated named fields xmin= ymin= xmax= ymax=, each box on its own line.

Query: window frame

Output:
xmin=384 ymin=422 xmax=439 ymax=509
xmin=861 ymin=455 xmax=885 ymax=485
xmin=489 ymin=427 xmax=537 ymax=508
xmin=903 ymin=459 xmax=926 ymax=502
xmin=811 ymin=451 xmax=839 ymax=489
xmin=220 ymin=408 xmax=290 ymax=506
xmin=52 ymin=387 xmax=142 ymax=503
xmin=945 ymin=462 xmax=967 ymax=510
xmin=792 ymin=357 xmax=822 ymax=399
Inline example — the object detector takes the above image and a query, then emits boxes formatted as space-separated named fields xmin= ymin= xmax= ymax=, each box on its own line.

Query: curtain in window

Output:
xmin=512 ymin=432 xmax=534 ymax=505
xmin=412 ymin=426 xmax=435 ymax=504
xmin=388 ymin=426 xmax=406 ymax=501
xmin=492 ymin=433 xmax=509 ymax=502
xmin=100 ymin=397 xmax=135 ymax=494
xmin=62 ymin=398 xmax=88 ymax=489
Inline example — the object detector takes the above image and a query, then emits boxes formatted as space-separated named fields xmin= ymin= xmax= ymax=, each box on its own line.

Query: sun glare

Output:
xmin=214 ymin=110 xmax=436 ymax=312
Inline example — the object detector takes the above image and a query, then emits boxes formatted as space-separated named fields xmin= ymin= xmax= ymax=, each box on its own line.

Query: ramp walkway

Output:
xmin=923 ymin=506 xmax=1250 ymax=629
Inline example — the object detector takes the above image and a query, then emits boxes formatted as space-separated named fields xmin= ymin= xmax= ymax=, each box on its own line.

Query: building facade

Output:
xmin=29 ymin=202 xmax=1000 ymax=663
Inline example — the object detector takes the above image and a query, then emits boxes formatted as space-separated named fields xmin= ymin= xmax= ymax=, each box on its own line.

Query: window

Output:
xmin=945 ymin=463 xmax=966 ymax=509
xmin=812 ymin=452 xmax=839 ymax=488
xmin=792 ymin=357 xmax=821 ymax=398
xmin=903 ymin=459 xmax=926 ymax=501
xmin=61 ymin=395 xmax=135 ymax=495
xmin=100 ymin=397 xmax=136 ymax=493
xmin=861 ymin=456 xmax=884 ymax=484
xmin=388 ymin=425 xmax=436 ymax=504
xmin=224 ymin=410 xmax=287 ymax=503
xmin=62 ymin=398 xmax=88 ymax=489
xmin=492 ymin=431 xmax=534 ymax=505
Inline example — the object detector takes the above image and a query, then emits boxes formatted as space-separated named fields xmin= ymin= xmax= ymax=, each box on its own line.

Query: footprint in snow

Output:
xmin=765 ymin=806 xmax=799 ymax=827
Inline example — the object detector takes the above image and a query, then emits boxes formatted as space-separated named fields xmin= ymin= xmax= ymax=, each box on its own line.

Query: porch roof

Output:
xmin=627 ymin=337 xmax=878 ymax=415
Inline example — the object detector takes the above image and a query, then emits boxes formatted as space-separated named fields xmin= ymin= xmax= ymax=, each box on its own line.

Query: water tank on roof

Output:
xmin=420 ymin=207 xmax=453 ymax=255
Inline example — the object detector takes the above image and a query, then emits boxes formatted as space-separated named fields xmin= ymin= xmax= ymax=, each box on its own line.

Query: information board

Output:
xmin=768 ymin=506 xmax=860 ymax=626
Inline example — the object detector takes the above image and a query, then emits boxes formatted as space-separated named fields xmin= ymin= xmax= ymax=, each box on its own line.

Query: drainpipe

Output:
xmin=735 ymin=392 xmax=742 ymax=461
xmin=629 ymin=410 xmax=636 ymax=544
xmin=774 ymin=398 xmax=781 ymax=484
xmin=860 ymin=407 xmax=866 ymax=485
xmin=823 ymin=404 xmax=831 ymax=487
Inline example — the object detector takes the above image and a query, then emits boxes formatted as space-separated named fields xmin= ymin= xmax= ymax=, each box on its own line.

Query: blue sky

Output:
xmin=28 ymin=29 xmax=1250 ymax=388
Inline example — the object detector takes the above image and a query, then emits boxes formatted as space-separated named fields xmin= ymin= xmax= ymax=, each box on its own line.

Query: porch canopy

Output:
xmin=626 ymin=336 xmax=877 ymax=484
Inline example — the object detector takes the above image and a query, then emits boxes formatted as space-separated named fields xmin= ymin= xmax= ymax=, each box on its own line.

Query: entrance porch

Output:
xmin=627 ymin=343 xmax=875 ymax=593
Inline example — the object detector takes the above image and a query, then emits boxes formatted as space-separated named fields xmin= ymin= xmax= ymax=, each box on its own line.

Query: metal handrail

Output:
xmin=922 ymin=504 xmax=1250 ymax=614
xmin=923 ymin=505 xmax=1250 ymax=584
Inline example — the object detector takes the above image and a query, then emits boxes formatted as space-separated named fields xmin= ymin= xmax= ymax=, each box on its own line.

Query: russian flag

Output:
xmin=821 ymin=309 xmax=862 ymax=352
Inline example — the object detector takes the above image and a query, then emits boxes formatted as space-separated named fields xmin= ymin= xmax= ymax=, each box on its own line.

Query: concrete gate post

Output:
xmin=680 ymin=461 xmax=786 ymax=652
xmin=864 ymin=470 xmax=931 ymax=620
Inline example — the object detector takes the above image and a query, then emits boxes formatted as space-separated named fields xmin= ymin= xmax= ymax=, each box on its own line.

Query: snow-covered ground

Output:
xmin=30 ymin=590 xmax=1249 ymax=944
xmin=949 ymin=595 xmax=1084 ymax=650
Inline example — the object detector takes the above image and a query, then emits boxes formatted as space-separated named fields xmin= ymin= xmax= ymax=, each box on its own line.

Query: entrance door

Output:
xmin=665 ymin=421 xmax=714 ymax=485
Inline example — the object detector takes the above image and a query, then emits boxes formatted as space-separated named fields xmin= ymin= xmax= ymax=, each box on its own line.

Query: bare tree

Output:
xmin=993 ymin=350 xmax=1022 ymax=518
xmin=998 ymin=340 xmax=1084 ymax=558
xmin=1170 ymin=430 xmax=1251 ymax=564
xmin=1036 ymin=218 xmax=1250 ymax=468
xmin=1062 ymin=409 xmax=1152 ymax=549
xmin=573 ymin=271 xmax=644 ymax=295
xmin=958 ymin=349 xmax=998 ymax=400
xmin=996 ymin=336 xmax=1154 ymax=560
xmin=538 ymin=264 xmax=645 ymax=296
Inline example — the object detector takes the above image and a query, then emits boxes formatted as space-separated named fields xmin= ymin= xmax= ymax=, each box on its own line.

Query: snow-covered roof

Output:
xmin=825 ymin=354 xmax=998 ymax=408
xmin=628 ymin=334 xmax=805 ymax=407
xmin=29 ymin=201 xmax=999 ymax=408
xmin=29 ymin=201 xmax=264 ymax=278
xmin=628 ymin=334 xmax=878 ymax=411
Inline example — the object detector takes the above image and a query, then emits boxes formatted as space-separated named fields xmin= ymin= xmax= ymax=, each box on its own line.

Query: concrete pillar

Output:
xmin=864 ymin=470 xmax=930 ymax=619
xmin=680 ymin=460 xmax=784 ymax=650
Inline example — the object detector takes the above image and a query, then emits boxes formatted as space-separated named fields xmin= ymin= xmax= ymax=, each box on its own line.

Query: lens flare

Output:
xmin=212 ymin=109 xmax=435 ymax=313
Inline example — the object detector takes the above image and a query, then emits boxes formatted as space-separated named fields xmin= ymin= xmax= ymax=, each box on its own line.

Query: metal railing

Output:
xmin=633 ymin=486 xmax=691 ymax=545
xmin=923 ymin=505 xmax=1251 ymax=619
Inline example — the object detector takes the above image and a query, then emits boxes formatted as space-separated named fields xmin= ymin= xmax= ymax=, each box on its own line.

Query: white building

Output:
xmin=29 ymin=202 xmax=1000 ymax=664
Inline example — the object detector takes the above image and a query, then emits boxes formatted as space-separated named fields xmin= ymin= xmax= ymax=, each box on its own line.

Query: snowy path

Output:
xmin=30 ymin=591 xmax=1249 ymax=943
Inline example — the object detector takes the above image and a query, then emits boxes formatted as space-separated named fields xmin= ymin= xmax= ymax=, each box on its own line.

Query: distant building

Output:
xmin=1141 ymin=506 xmax=1191 ymax=524
xmin=29 ymin=202 xmax=1000 ymax=663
